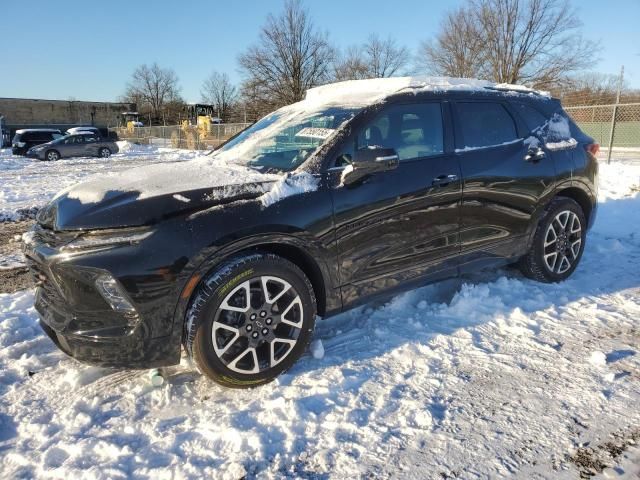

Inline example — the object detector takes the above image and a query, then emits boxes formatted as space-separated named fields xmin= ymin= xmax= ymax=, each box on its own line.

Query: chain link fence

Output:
xmin=564 ymin=103 xmax=640 ymax=159
xmin=113 ymin=123 xmax=251 ymax=150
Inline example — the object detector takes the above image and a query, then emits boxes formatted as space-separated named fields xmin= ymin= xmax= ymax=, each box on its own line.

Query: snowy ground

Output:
xmin=0 ymin=146 xmax=639 ymax=479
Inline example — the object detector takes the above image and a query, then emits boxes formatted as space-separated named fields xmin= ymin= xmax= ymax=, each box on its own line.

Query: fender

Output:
xmin=169 ymin=230 xmax=340 ymax=350
xmin=524 ymin=178 xmax=596 ymax=251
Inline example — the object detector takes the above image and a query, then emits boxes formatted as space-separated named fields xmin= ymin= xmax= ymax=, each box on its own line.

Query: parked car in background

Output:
xmin=24 ymin=77 xmax=598 ymax=388
xmin=66 ymin=127 xmax=118 ymax=141
xmin=26 ymin=132 xmax=119 ymax=161
xmin=12 ymin=129 xmax=64 ymax=155
xmin=0 ymin=115 xmax=9 ymax=148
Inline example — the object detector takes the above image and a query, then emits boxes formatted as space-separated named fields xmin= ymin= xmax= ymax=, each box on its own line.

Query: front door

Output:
xmin=329 ymin=101 xmax=462 ymax=307
xmin=60 ymin=135 xmax=85 ymax=157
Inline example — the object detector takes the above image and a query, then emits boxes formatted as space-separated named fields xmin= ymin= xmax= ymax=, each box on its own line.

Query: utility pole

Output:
xmin=607 ymin=65 xmax=624 ymax=164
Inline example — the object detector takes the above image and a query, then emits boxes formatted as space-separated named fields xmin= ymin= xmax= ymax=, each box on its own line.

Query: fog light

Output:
xmin=95 ymin=274 xmax=136 ymax=313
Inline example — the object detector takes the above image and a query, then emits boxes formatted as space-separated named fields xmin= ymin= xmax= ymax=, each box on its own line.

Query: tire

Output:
xmin=519 ymin=197 xmax=586 ymax=283
xmin=45 ymin=150 xmax=60 ymax=161
xmin=98 ymin=147 xmax=111 ymax=158
xmin=184 ymin=253 xmax=317 ymax=388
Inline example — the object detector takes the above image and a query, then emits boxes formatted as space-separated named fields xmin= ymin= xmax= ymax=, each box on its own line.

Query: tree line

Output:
xmin=122 ymin=0 xmax=634 ymax=125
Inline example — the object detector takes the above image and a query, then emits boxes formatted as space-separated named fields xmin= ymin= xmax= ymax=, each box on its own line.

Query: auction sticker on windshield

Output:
xmin=295 ymin=127 xmax=335 ymax=139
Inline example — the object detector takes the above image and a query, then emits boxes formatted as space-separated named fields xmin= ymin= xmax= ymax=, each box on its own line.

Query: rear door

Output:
xmin=453 ymin=100 xmax=557 ymax=271
xmin=330 ymin=101 xmax=462 ymax=305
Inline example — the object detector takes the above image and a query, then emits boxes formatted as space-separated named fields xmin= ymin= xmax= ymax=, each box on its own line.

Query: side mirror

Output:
xmin=342 ymin=147 xmax=399 ymax=185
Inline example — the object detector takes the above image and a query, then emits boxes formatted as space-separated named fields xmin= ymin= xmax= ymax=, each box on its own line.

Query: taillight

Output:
xmin=586 ymin=143 xmax=600 ymax=156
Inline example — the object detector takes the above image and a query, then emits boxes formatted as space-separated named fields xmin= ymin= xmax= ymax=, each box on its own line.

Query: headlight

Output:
xmin=60 ymin=227 xmax=153 ymax=251
xmin=95 ymin=274 xmax=137 ymax=314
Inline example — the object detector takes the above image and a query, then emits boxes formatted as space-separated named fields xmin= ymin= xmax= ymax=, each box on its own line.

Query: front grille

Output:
xmin=28 ymin=224 xmax=80 ymax=249
xmin=27 ymin=258 xmax=63 ymax=305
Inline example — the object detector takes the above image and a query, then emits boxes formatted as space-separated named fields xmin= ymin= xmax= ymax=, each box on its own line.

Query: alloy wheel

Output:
xmin=543 ymin=210 xmax=582 ymax=274
xmin=212 ymin=275 xmax=304 ymax=374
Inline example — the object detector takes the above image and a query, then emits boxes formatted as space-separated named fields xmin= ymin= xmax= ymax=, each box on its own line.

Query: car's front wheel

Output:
xmin=519 ymin=197 xmax=586 ymax=282
xmin=45 ymin=150 xmax=60 ymax=161
xmin=98 ymin=147 xmax=111 ymax=158
xmin=184 ymin=253 xmax=317 ymax=388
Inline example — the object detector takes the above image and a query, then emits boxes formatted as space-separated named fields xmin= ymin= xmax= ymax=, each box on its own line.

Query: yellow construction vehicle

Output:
xmin=171 ymin=104 xmax=221 ymax=149
xmin=121 ymin=112 xmax=143 ymax=133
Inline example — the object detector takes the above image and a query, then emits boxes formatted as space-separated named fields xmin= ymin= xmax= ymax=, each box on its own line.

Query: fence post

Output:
xmin=607 ymin=65 xmax=624 ymax=164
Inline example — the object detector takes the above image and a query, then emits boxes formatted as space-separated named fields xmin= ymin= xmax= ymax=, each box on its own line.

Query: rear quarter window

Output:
xmin=513 ymin=102 xmax=548 ymax=131
xmin=456 ymin=102 xmax=518 ymax=149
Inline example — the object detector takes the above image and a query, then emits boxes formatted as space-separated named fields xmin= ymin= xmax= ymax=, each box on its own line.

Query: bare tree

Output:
xmin=364 ymin=34 xmax=410 ymax=78
xmin=201 ymin=72 xmax=238 ymax=122
xmin=333 ymin=46 xmax=370 ymax=81
xmin=476 ymin=0 xmax=594 ymax=87
xmin=238 ymin=0 xmax=334 ymax=107
xmin=551 ymin=71 xmax=630 ymax=106
xmin=418 ymin=0 xmax=596 ymax=87
xmin=335 ymin=35 xmax=410 ymax=81
xmin=415 ymin=6 xmax=484 ymax=78
xmin=124 ymin=63 xmax=181 ymax=124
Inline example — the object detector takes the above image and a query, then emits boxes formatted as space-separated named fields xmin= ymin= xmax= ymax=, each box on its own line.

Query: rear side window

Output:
xmin=357 ymin=103 xmax=444 ymax=161
xmin=513 ymin=102 xmax=548 ymax=131
xmin=456 ymin=102 xmax=518 ymax=149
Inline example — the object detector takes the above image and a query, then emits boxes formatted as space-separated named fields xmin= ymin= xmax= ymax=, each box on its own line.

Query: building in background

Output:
xmin=0 ymin=98 xmax=136 ymax=136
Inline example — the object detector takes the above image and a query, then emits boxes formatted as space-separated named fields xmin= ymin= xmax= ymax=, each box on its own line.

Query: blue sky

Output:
xmin=2 ymin=0 xmax=638 ymax=102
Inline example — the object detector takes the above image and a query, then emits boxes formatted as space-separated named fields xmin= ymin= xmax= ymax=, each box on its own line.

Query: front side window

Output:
xmin=357 ymin=103 xmax=444 ymax=161
xmin=64 ymin=136 xmax=83 ymax=145
xmin=456 ymin=102 xmax=518 ymax=149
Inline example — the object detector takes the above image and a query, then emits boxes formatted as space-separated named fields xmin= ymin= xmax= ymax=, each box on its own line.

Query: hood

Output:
xmin=38 ymin=158 xmax=280 ymax=230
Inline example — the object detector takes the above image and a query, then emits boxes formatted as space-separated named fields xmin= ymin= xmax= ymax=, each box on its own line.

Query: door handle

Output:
xmin=524 ymin=147 xmax=546 ymax=163
xmin=432 ymin=174 xmax=458 ymax=187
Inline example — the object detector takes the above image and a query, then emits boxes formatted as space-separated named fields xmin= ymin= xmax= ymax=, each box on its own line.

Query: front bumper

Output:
xmin=24 ymin=225 xmax=186 ymax=369
xmin=25 ymin=150 xmax=45 ymax=160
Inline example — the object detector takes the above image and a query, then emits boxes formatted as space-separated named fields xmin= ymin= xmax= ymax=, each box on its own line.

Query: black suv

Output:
xmin=12 ymin=129 xmax=64 ymax=155
xmin=24 ymin=78 xmax=598 ymax=388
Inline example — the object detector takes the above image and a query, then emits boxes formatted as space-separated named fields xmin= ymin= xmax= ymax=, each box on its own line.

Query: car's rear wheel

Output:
xmin=45 ymin=150 xmax=60 ymax=161
xmin=519 ymin=197 xmax=586 ymax=282
xmin=98 ymin=147 xmax=111 ymax=158
xmin=184 ymin=253 xmax=317 ymax=388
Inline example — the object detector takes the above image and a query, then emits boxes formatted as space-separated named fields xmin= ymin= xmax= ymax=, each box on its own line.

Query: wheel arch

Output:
xmin=554 ymin=186 xmax=594 ymax=228
xmin=174 ymin=234 xmax=333 ymax=338
xmin=45 ymin=148 xmax=60 ymax=160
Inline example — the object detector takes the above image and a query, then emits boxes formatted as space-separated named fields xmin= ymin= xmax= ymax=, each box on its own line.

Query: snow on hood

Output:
xmin=62 ymin=156 xmax=280 ymax=205
xmin=259 ymin=172 xmax=319 ymax=207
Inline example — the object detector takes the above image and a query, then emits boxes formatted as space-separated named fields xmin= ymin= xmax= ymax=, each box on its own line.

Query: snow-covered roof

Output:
xmin=304 ymin=76 xmax=549 ymax=108
xmin=15 ymin=128 xmax=61 ymax=134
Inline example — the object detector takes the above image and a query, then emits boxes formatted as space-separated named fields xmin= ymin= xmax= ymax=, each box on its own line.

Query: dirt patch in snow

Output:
xmin=569 ymin=427 xmax=640 ymax=478
xmin=0 ymin=220 xmax=32 ymax=293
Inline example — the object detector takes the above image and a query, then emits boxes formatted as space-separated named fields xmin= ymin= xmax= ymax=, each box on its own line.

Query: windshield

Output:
xmin=212 ymin=104 xmax=360 ymax=172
